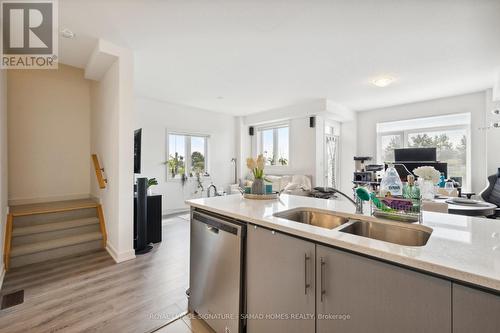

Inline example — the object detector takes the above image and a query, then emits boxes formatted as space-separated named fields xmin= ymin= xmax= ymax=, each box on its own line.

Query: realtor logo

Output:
xmin=1 ymin=0 xmax=58 ymax=69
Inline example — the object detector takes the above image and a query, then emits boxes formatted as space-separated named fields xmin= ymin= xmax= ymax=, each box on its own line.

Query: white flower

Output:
xmin=413 ymin=166 xmax=440 ymax=183
xmin=256 ymin=154 xmax=265 ymax=170
xmin=246 ymin=158 xmax=256 ymax=170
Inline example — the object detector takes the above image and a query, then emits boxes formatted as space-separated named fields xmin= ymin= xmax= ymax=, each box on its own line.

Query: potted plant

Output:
xmin=246 ymin=154 xmax=269 ymax=195
xmin=193 ymin=171 xmax=205 ymax=196
xmin=278 ymin=156 xmax=288 ymax=166
xmin=165 ymin=153 xmax=185 ymax=179
xmin=146 ymin=178 xmax=158 ymax=195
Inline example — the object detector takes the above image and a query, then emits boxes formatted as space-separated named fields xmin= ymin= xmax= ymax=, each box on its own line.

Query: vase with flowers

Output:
xmin=247 ymin=154 xmax=269 ymax=195
xmin=413 ymin=166 xmax=440 ymax=200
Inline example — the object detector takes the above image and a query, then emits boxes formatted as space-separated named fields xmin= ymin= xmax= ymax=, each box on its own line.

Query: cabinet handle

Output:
xmin=304 ymin=253 xmax=311 ymax=295
xmin=320 ymin=257 xmax=326 ymax=302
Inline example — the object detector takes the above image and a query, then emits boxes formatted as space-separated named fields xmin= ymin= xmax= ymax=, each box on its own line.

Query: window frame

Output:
xmin=166 ymin=130 xmax=210 ymax=181
xmin=377 ymin=131 xmax=404 ymax=165
xmin=376 ymin=117 xmax=471 ymax=190
xmin=253 ymin=121 xmax=290 ymax=169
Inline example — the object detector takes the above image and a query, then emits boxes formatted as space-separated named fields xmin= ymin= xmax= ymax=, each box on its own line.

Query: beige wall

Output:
xmin=7 ymin=65 xmax=91 ymax=204
xmin=0 ymin=69 xmax=8 ymax=278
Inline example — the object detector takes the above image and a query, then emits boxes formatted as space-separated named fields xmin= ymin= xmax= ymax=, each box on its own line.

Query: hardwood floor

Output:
xmin=0 ymin=216 xmax=190 ymax=333
xmin=155 ymin=314 xmax=215 ymax=333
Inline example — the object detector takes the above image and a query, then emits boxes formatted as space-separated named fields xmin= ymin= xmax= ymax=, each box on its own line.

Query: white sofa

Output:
xmin=266 ymin=174 xmax=312 ymax=196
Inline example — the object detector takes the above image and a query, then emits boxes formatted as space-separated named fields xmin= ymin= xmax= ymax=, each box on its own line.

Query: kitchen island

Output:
xmin=186 ymin=194 xmax=500 ymax=333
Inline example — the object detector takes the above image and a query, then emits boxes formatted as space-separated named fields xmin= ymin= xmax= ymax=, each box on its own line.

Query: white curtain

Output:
xmin=325 ymin=135 xmax=339 ymax=188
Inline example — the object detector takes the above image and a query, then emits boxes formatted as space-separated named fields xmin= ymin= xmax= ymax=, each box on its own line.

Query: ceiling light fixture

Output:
xmin=61 ymin=28 xmax=75 ymax=39
xmin=372 ymin=76 xmax=395 ymax=88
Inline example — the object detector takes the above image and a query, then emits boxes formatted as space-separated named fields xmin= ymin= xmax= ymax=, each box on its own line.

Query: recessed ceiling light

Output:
xmin=61 ymin=28 xmax=75 ymax=39
xmin=372 ymin=76 xmax=395 ymax=88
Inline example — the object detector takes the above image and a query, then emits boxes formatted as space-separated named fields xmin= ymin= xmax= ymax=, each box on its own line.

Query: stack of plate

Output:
xmin=445 ymin=197 xmax=483 ymax=206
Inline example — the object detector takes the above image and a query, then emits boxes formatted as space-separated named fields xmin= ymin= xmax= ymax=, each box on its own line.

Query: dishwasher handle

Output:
xmin=193 ymin=210 xmax=241 ymax=236
xmin=206 ymin=225 xmax=219 ymax=234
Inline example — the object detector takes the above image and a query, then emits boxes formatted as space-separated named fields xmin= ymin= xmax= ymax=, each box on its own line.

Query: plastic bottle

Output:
xmin=403 ymin=175 xmax=420 ymax=199
xmin=438 ymin=173 xmax=446 ymax=188
xmin=380 ymin=164 xmax=403 ymax=197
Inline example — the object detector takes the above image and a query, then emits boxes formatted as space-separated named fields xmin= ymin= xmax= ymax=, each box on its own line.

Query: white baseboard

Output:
xmin=8 ymin=193 xmax=91 ymax=206
xmin=0 ymin=263 xmax=5 ymax=292
xmin=106 ymin=242 xmax=135 ymax=263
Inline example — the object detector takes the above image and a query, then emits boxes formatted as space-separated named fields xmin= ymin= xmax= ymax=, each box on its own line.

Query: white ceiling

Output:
xmin=59 ymin=0 xmax=500 ymax=115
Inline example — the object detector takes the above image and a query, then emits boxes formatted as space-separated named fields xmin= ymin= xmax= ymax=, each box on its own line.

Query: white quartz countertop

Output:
xmin=186 ymin=194 xmax=500 ymax=292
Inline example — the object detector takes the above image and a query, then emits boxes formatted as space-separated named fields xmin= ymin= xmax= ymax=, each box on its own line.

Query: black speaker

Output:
xmin=135 ymin=177 xmax=153 ymax=255
xmin=309 ymin=116 xmax=316 ymax=128
xmin=249 ymin=126 xmax=254 ymax=136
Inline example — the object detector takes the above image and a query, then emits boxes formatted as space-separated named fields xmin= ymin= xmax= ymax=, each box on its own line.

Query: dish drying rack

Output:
xmin=370 ymin=196 xmax=422 ymax=223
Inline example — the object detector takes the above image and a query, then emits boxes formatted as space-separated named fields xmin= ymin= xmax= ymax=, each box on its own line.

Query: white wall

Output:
xmin=339 ymin=116 xmax=357 ymax=194
xmin=89 ymin=41 xmax=135 ymax=263
xmin=244 ymin=104 xmax=318 ymax=184
xmin=486 ymin=88 xmax=500 ymax=176
xmin=247 ymin=117 xmax=316 ymax=182
xmin=357 ymin=91 xmax=487 ymax=193
xmin=134 ymin=97 xmax=236 ymax=215
xmin=0 ymin=69 xmax=8 ymax=282
xmin=494 ymin=71 xmax=500 ymax=102
xmin=242 ymin=100 xmax=357 ymax=193
xmin=7 ymin=65 xmax=91 ymax=204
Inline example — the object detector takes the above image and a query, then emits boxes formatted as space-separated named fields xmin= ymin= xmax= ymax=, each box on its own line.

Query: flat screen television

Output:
xmin=394 ymin=147 xmax=437 ymax=162
xmin=134 ymin=129 xmax=142 ymax=174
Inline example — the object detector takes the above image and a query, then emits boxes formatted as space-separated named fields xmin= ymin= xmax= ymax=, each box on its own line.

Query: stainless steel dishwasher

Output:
xmin=189 ymin=209 xmax=245 ymax=333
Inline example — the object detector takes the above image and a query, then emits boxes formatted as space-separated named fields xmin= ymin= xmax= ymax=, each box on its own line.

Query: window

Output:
xmin=167 ymin=133 xmax=208 ymax=179
xmin=377 ymin=113 xmax=471 ymax=190
xmin=256 ymin=124 xmax=289 ymax=166
xmin=379 ymin=133 xmax=403 ymax=163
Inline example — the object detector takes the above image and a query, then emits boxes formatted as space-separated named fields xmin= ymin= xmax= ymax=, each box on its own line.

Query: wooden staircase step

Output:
xmin=9 ymin=240 xmax=103 ymax=269
xmin=10 ymin=199 xmax=99 ymax=217
xmin=11 ymin=232 xmax=103 ymax=257
xmin=4 ymin=197 xmax=107 ymax=271
xmin=12 ymin=218 xmax=100 ymax=237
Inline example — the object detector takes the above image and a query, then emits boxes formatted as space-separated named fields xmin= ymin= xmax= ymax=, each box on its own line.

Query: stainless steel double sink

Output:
xmin=273 ymin=208 xmax=432 ymax=247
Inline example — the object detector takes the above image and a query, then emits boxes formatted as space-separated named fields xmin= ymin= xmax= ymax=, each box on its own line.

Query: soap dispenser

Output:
xmin=403 ymin=175 xmax=420 ymax=199
xmin=380 ymin=164 xmax=403 ymax=197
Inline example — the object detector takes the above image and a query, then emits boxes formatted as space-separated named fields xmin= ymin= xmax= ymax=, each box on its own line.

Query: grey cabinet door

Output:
xmin=246 ymin=225 xmax=315 ymax=333
xmin=316 ymin=245 xmax=452 ymax=333
xmin=453 ymin=283 xmax=500 ymax=333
